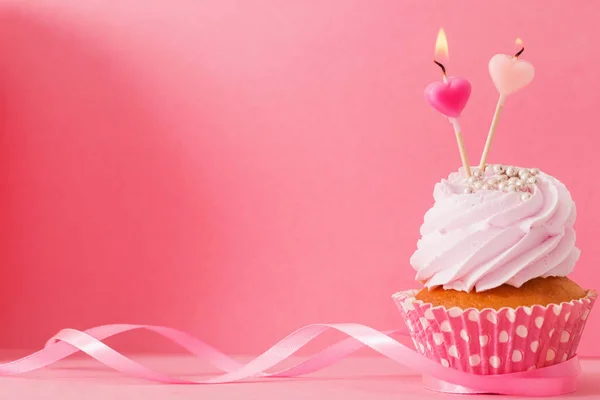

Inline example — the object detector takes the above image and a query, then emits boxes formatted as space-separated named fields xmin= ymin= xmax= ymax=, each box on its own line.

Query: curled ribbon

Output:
xmin=0 ymin=323 xmax=581 ymax=396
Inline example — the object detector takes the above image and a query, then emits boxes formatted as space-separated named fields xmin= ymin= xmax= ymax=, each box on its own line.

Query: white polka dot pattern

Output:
xmin=516 ymin=325 xmax=528 ymax=338
xmin=512 ymin=350 xmax=523 ymax=362
xmin=553 ymin=305 xmax=562 ymax=316
xmin=424 ymin=308 xmax=435 ymax=320
xmin=499 ymin=331 xmax=509 ymax=343
xmin=469 ymin=354 xmax=481 ymax=366
xmin=506 ymin=310 xmax=516 ymax=322
xmin=400 ymin=299 xmax=415 ymax=312
xmin=448 ymin=345 xmax=459 ymax=358
xmin=534 ymin=317 xmax=544 ymax=328
xmin=392 ymin=290 xmax=596 ymax=376
xmin=448 ymin=308 xmax=462 ymax=318
xmin=530 ymin=341 xmax=539 ymax=352
xmin=460 ymin=330 xmax=470 ymax=342
xmin=489 ymin=356 xmax=501 ymax=368
xmin=440 ymin=321 xmax=452 ymax=332
xmin=468 ymin=310 xmax=479 ymax=322
xmin=479 ymin=335 xmax=489 ymax=347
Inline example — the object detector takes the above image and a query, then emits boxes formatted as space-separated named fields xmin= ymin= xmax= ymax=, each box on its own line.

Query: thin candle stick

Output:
xmin=441 ymin=74 xmax=472 ymax=177
xmin=450 ymin=119 xmax=471 ymax=177
xmin=479 ymin=95 xmax=506 ymax=171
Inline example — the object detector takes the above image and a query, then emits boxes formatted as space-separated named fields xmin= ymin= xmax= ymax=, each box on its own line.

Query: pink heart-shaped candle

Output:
xmin=489 ymin=54 xmax=535 ymax=96
xmin=424 ymin=77 xmax=471 ymax=118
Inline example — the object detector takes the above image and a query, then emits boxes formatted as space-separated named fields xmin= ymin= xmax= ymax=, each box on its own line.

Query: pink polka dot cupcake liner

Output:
xmin=392 ymin=290 xmax=596 ymax=375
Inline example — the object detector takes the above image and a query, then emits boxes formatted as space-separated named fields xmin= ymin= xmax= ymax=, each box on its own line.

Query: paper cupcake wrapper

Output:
xmin=392 ymin=289 xmax=596 ymax=375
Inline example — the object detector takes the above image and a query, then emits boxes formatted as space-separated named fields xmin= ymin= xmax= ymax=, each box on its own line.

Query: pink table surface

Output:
xmin=1 ymin=352 xmax=599 ymax=399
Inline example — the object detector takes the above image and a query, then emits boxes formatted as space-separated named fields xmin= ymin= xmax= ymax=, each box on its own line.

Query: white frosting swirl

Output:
xmin=411 ymin=168 xmax=579 ymax=292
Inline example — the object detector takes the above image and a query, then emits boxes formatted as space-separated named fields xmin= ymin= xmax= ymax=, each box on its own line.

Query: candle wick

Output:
xmin=513 ymin=47 xmax=524 ymax=58
xmin=433 ymin=60 xmax=447 ymax=76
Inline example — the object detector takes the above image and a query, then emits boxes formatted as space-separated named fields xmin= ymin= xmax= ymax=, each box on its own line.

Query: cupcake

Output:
xmin=393 ymin=165 xmax=595 ymax=380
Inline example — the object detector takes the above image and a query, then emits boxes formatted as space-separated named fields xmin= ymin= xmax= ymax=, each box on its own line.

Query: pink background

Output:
xmin=0 ymin=0 xmax=598 ymax=355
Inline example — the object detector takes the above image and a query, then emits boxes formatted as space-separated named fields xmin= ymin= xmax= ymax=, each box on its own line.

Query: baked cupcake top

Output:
xmin=410 ymin=166 xmax=578 ymax=292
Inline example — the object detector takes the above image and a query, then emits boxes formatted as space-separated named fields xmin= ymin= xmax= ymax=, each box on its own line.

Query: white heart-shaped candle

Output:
xmin=489 ymin=54 xmax=535 ymax=96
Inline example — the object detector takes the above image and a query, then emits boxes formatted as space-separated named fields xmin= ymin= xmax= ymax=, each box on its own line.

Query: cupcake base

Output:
xmin=393 ymin=289 xmax=595 ymax=375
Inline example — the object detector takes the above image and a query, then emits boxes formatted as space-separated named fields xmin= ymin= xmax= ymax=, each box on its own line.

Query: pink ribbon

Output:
xmin=0 ymin=323 xmax=581 ymax=396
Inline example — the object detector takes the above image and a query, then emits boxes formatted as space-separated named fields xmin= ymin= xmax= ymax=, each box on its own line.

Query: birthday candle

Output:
xmin=424 ymin=28 xmax=472 ymax=177
xmin=479 ymin=39 xmax=535 ymax=171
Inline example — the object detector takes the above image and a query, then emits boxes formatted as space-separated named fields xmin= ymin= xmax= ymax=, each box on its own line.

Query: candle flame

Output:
xmin=435 ymin=28 xmax=449 ymax=61
xmin=515 ymin=37 xmax=523 ymax=47
xmin=514 ymin=37 xmax=525 ymax=58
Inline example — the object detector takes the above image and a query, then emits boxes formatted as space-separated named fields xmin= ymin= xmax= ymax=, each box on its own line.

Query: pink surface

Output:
xmin=0 ymin=0 xmax=599 ymax=356
xmin=1 ymin=353 xmax=600 ymax=399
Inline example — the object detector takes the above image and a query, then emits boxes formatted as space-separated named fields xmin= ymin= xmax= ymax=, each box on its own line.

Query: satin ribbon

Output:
xmin=0 ymin=323 xmax=581 ymax=396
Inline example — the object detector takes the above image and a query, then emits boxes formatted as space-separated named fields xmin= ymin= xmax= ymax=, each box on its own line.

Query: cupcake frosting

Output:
xmin=411 ymin=167 xmax=579 ymax=292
